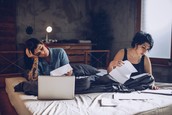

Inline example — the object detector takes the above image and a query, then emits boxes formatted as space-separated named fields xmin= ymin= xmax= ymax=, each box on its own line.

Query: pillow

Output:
xmin=71 ymin=64 xmax=100 ymax=76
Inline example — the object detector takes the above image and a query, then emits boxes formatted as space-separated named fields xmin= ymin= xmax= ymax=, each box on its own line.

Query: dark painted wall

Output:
xmin=16 ymin=0 xmax=136 ymax=59
xmin=16 ymin=0 xmax=172 ymax=82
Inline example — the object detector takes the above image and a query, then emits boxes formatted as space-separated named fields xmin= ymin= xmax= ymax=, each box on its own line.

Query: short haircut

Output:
xmin=131 ymin=31 xmax=154 ymax=50
xmin=25 ymin=38 xmax=42 ymax=54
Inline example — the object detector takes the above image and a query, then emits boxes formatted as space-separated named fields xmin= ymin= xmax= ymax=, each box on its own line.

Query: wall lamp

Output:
xmin=45 ymin=26 xmax=52 ymax=43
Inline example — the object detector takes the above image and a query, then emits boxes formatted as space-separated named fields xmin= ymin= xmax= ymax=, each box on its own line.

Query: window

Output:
xmin=141 ymin=0 xmax=172 ymax=59
xmin=137 ymin=0 xmax=172 ymax=65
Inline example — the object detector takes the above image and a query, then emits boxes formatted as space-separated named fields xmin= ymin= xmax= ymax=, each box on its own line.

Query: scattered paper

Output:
xmin=141 ymin=89 xmax=172 ymax=95
xmin=113 ymin=93 xmax=153 ymax=100
xmin=101 ymin=98 xmax=119 ymax=107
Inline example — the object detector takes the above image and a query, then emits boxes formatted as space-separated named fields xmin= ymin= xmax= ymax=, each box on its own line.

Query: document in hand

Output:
xmin=109 ymin=60 xmax=137 ymax=84
xmin=50 ymin=64 xmax=73 ymax=76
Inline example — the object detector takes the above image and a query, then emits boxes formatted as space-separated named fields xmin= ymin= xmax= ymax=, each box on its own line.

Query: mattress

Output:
xmin=5 ymin=77 xmax=172 ymax=115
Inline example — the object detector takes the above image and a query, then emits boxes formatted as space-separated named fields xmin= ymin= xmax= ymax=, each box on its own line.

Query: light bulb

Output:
xmin=46 ymin=26 xmax=52 ymax=33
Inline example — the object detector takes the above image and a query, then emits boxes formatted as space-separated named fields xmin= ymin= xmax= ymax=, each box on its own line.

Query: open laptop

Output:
xmin=38 ymin=75 xmax=75 ymax=100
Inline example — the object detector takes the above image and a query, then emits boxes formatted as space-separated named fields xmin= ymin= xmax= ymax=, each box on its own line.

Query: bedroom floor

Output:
xmin=0 ymin=89 xmax=18 ymax=115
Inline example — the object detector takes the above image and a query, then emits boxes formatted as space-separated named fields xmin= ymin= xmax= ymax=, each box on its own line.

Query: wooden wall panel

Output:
xmin=0 ymin=0 xmax=16 ymax=51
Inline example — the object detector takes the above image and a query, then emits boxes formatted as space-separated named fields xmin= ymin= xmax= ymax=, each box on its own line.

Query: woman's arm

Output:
xmin=27 ymin=58 xmax=39 ymax=80
xmin=144 ymin=55 xmax=159 ymax=89
xmin=53 ymin=48 xmax=73 ymax=76
xmin=107 ymin=49 xmax=124 ymax=73
xmin=144 ymin=55 xmax=152 ymax=75
xmin=25 ymin=48 xmax=39 ymax=80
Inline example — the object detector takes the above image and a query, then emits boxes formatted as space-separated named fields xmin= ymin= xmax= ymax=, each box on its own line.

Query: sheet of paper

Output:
xmin=113 ymin=93 xmax=153 ymax=100
xmin=141 ymin=89 xmax=172 ymax=95
xmin=50 ymin=64 xmax=73 ymax=76
xmin=109 ymin=60 xmax=137 ymax=84
xmin=116 ymin=60 xmax=137 ymax=76
xmin=101 ymin=98 xmax=119 ymax=107
xmin=109 ymin=69 xmax=129 ymax=84
xmin=131 ymin=73 xmax=149 ymax=79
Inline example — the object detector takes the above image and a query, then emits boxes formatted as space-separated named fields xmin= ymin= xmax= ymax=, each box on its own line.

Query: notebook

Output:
xmin=38 ymin=75 xmax=75 ymax=100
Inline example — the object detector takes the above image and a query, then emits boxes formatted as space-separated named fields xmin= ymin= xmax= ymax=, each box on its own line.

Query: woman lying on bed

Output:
xmin=107 ymin=31 xmax=158 ymax=90
xmin=24 ymin=37 xmax=73 ymax=81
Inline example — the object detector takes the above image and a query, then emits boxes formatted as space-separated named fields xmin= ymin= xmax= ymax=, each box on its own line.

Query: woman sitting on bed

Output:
xmin=107 ymin=31 xmax=158 ymax=90
xmin=24 ymin=38 xmax=73 ymax=81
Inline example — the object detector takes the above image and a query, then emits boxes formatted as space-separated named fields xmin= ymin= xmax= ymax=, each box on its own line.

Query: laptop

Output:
xmin=38 ymin=75 xmax=75 ymax=100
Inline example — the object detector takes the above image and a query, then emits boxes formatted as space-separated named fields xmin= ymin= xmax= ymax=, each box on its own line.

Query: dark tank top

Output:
xmin=123 ymin=48 xmax=145 ymax=77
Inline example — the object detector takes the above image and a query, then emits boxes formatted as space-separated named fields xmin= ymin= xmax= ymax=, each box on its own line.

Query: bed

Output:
xmin=5 ymin=76 xmax=172 ymax=115
xmin=2 ymin=48 xmax=172 ymax=115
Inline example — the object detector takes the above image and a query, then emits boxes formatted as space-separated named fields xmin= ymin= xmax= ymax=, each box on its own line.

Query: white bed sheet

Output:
xmin=5 ymin=77 xmax=172 ymax=115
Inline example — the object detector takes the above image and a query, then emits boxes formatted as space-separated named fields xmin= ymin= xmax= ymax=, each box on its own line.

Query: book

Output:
xmin=50 ymin=64 xmax=73 ymax=76
xmin=79 ymin=40 xmax=91 ymax=43
xmin=109 ymin=60 xmax=137 ymax=84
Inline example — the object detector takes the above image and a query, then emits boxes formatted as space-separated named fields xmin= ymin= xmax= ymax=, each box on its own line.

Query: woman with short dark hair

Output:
xmin=24 ymin=38 xmax=73 ymax=81
xmin=107 ymin=31 xmax=158 ymax=89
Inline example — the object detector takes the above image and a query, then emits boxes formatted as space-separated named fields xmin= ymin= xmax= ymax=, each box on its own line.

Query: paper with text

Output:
xmin=109 ymin=60 xmax=137 ymax=84
xmin=50 ymin=64 xmax=73 ymax=76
